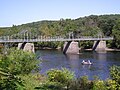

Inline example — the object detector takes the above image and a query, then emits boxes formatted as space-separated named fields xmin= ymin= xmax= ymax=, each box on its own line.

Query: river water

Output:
xmin=36 ymin=50 xmax=120 ymax=80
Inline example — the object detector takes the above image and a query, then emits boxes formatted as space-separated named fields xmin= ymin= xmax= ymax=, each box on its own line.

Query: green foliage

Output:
xmin=110 ymin=65 xmax=120 ymax=84
xmin=68 ymin=76 xmax=93 ymax=90
xmin=35 ymin=82 xmax=64 ymax=90
xmin=0 ymin=48 xmax=39 ymax=75
xmin=35 ymin=68 xmax=75 ymax=90
xmin=37 ymin=42 xmax=60 ymax=49
xmin=98 ymin=18 xmax=115 ymax=36
xmin=79 ymin=41 xmax=93 ymax=49
xmin=0 ymin=74 xmax=24 ymax=90
xmin=106 ymin=79 xmax=117 ymax=90
xmin=0 ymin=48 xmax=40 ymax=90
xmin=78 ymin=76 xmax=90 ymax=90
xmin=21 ymin=73 xmax=46 ymax=90
xmin=92 ymin=80 xmax=107 ymax=90
xmin=47 ymin=68 xmax=74 ymax=85
xmin=112 ymin=19 xmax=120 ymax=48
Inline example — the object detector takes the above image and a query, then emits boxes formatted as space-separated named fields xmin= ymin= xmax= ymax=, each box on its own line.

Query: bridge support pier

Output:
xmin=18 ymin=43 xmax=35 ymax=53
xmin=63 ymin=41 xmax=80 ymax=54
xmin=93 ymin=41 xmax=106 ymax=52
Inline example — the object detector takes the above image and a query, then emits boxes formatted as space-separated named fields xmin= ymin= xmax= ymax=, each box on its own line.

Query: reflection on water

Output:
xmin=92 ymin=52 xmax=109 ymax=79
xmin=94 ymin=52 xmax=107 ymax=61
xmin=82 ymin=64 xmax=92 ymax=69
xmin=96 ymin=50 xmax=107 ymax=54
xmin=65 ymin=54 xmax=80 ymax=68
xmin=36 ymin=50 xmax=120 ymax=80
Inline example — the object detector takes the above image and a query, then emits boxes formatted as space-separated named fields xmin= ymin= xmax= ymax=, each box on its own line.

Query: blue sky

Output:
xmin=0 ymin=0 xmax=120 ymax=27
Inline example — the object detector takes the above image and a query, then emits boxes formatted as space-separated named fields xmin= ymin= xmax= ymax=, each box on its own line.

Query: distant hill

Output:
xmin=0 ymin=14 xmax=120 ymax=48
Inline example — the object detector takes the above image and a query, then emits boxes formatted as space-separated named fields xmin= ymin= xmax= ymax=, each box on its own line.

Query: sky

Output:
xmin=0 ymin=0 xmax=120 ymax=27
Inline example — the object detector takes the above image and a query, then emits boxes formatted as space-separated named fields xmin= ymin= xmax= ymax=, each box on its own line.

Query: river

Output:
xmin=35 ymin=49 xmax=120 ymax=80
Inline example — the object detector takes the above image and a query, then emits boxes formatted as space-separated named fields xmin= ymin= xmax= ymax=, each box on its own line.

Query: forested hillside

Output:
xmin=0 ymin=14 xmax=120 ymax=49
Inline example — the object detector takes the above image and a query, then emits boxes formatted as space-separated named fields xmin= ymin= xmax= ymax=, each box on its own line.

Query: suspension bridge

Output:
xmin=0 ymin=30 xmax=114 ymax=54
xmin=0 ymin=31 xmax=113 ymax=43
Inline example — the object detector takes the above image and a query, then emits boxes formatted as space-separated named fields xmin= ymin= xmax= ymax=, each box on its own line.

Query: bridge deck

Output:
xmin=0 ymin=37 xmax=113 ymax=43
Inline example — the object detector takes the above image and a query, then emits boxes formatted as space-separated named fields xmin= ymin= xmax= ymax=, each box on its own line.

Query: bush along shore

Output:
xmin=0 ymin=48 xmax=120 ymax=90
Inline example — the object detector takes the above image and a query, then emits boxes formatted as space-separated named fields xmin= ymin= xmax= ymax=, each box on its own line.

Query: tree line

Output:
xmin=0 ymin=14 xmax=120 ymax=49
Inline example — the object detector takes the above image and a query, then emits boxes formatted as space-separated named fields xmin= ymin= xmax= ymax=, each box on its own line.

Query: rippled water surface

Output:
xmin=36 ymin=50 xmax=120 ymax=80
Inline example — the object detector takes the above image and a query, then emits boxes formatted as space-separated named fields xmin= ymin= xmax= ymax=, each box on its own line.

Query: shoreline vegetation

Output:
xmin=0 ymin=43 xmax=120 ymax=52
xmin=0 ymin=48 xmax=120 ymax=90
xmin=85 ymin=48 xmax=120 ymax=52
xmin=35 ymin=47 xmax=120 ymax=52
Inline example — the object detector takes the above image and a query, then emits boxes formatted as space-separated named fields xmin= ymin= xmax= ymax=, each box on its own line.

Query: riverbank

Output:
xmin=85 ymin=48 xmax=120 ymax=52
xmin=35 ymin=46 xmax=120 ymax=52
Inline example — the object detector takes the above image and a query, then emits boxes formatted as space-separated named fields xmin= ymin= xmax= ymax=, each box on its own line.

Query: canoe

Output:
xmin=81 ymin=60 xmax=92 ymax=65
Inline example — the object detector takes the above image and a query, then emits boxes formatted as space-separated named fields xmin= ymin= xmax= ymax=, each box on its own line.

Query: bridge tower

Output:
xmin=93 ymin=40 xmax=106 ymax=52
xmin=18 ymin=43 xmax=35 ymax=53
xmin=63 ymin=41 xmax=80 ymax=54
xmin=92 ymin=31 xmax=107 ymax=52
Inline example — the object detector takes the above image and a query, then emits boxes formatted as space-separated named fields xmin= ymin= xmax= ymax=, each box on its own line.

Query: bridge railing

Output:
xmin=0 ymin=35 xmax=113 ymax=43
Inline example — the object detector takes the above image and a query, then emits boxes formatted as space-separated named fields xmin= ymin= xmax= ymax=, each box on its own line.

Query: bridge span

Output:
xmin=0 ymin=36 xmax=113 ymax=43
xmin=0 ymin=31 xmax=114 ymax=54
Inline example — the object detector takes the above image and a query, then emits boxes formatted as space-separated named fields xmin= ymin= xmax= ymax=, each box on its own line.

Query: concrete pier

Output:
xmin=18 ymin=43 xmax=35 ymax=53
xmin=63 ymin=41 xmax=80 ymax=54
xmin=93 ymin=41 xmax=106 ymax=52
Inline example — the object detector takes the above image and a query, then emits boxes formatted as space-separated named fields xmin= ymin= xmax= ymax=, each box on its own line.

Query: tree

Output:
xmin=112 ymin=19 xmax=120 ymax=48
xmin=0 ymin=48 xmax=39 ymax=89
xmin=98 ymin=19 xmax=115 ymax=36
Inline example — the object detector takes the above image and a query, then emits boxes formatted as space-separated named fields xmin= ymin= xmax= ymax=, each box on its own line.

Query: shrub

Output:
xmin=47 ymin=68 xmax=74 ymax=86
xmin=110 ymin=65 xmax=120 ymax=84
xmin=35 ymin=82 xmax=63 ymax=90
xmin=106 ymin=79 xmax=117 ymax=90
xmin=0 ymin=48 xmax=40 ymax=90
xmin=92 ymin=79 xmax=107 ymax=90
xmin=110 ymin=65 xmax=120 ymax=89
xmin=68 ymin=76 xmax=93 ymax=90
xmin=21 ymin=73 xmax=46 ymax=90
